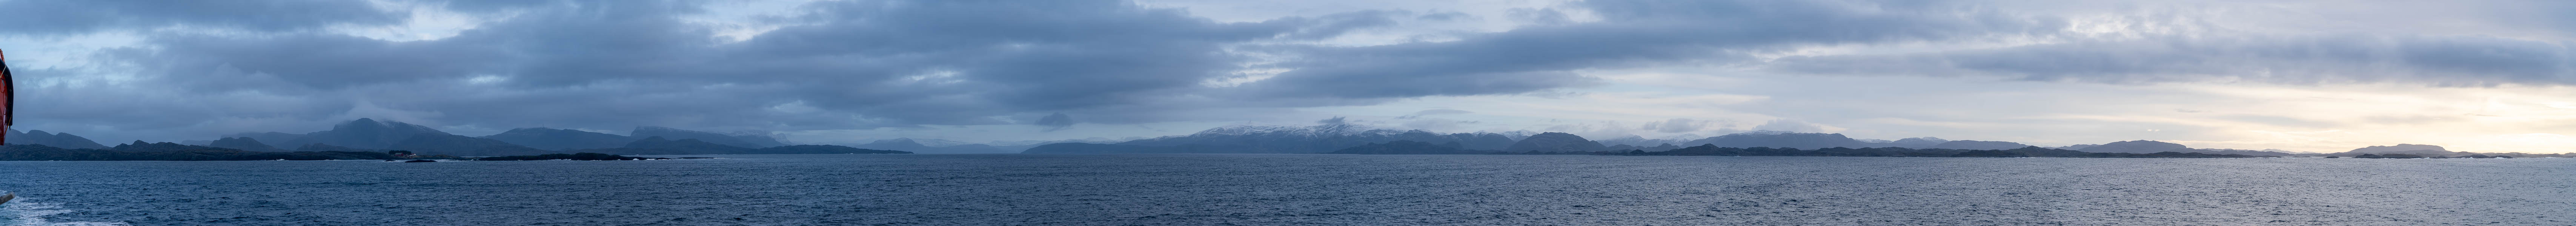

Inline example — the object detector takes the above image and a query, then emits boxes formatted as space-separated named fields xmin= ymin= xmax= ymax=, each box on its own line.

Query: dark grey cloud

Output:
xmin=22 ymin=0 xmax=2079 ymax=142
xmin=1316 ymin=116 xmax=1351 ymax=125
xmin=32 ymin=0 xmax=2565 ymax=144
xmin=119 ymin=34 xmax=516 ymax=89
xmin=1231 ymin=0 xmax=2067 ymax=99
xmin=1771 ymin=35 xmax=2576 ymax=86
xmin=0 ymin=0 xmax=401 ymax=34
xmin=58 ymin=0 xmax=1416 ymax=139
xmin=1414 ymin=11 xmax=1470 ymax=21
xmin=1034 ymin=113 xmax=1076 ymax=132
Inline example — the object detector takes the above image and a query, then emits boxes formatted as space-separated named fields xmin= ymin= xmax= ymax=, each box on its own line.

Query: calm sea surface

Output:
xmin=0 ymin=154 xmax=2568 ymax=225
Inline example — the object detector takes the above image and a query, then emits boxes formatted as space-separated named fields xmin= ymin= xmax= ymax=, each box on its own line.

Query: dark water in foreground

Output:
xmin=0 ymin=154 xmax=2569 ymax=226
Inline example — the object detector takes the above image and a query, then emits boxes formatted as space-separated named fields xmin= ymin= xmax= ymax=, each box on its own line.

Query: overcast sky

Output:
xmin=3 ymin=0 xmax=2573 ymax=153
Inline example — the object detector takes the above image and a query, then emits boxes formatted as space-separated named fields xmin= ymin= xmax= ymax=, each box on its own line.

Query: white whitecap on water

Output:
xmin=4 ymin=200 xmax=131 ymax=226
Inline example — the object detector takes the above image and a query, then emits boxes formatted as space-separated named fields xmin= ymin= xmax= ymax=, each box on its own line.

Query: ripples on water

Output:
xmin=0 ymin=154 xmax=2568 ymax=225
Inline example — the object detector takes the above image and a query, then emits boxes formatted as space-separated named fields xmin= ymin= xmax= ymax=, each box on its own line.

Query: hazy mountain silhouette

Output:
xmin=850 ymin=138 xmax=1009 ymax=153
xmin=1029 ymin=127 xmax=1988 ymax=154
xmin=1329 ymin=140 xmax=1486 ymax=154
xmin=224 ymin=131 xmax=306 ymax=147
xmin=1034 ymin=122 xmax=1516 ymax=154
xmin=273 ymin=118 xmax=452 ymax=149
xmin=388 ymin=134 xmax=550 ymax=156
xmin=2075 ymin=140 xmax=2192 ymax=153
xmin=6 ymin=130 xmax=109 ymax=149
xmin=2059 ymin=141 xmax=2296 ymax=156
xmin=981 ymin=137 xmax=1138 ymax=153
xmin=1505 ymin=132 xmax=1608 ymax=153
xmin=1889 ymin=137 xmax=1950 ymax=148
xmin=0 ymin=141 xmax=413 ymax=161
xmin=2342 ymin=144 xmax=2447 ymax=154
xmin=570 ymin=136 xmax=904 ymax=155
xmin=2187 ymin=148 xmax=2301 ymax=156
xmin=204 ymin=119 xmax=825 ymax=154
xmin=1928 ymin=140 xmax=2032 ymax=150
xmin=481 ymin=127 xmax=636 ymax=150
xmin=173 ymin=119 xmax=2551 ymax=158
xmin=1680 ymin=130 xmax=1883 ymax=149
xmin=582 ymin=136 xmax=756 ymax=154
xmin=207 ymin=137 xmax=287 ymax=152
xmin=1021 ymin=143 xmax=1234 ymax=154
xmin=295 ymin=143 xmax=366 ymax=152
xmin=754 ymin=145 xmax=911 ymax=154
xmin=1645 ymin=145 xmax=2263 ymax=158
xmin=631 ymin=126 xmax=786 ymax=148
xmin=1596 ymin=134 xmax=1699 ymax=147
xmin=2324 ymin=144 xmax=2465 ymax=156
xmin=1607 ymin=143 xmax=1682 ymax=151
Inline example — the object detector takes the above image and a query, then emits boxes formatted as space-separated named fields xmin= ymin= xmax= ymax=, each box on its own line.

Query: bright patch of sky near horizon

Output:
xmin=2 ymin=0 xmax=2573 ymax=153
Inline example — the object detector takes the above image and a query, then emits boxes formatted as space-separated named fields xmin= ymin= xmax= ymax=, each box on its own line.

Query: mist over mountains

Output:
xmin=1027 ymin=122 xmax=2066 ymax=154
xmin=481 ymin=128 xmax=634 ymax=151
xmin=630 ymin=127 xmax=789 ymax=149
xmin=1007 ymin=121 xmax=2564 ymax=157
xmin=12 ymin=117 xmax=2557 ymax=158
xmin=142 ymin=118 xmax=894 ymax=156
xmin=1024 ymin=122 xmax=1517 ymax=154
xmin=845 ymin=138 xmax=1012 ymax=154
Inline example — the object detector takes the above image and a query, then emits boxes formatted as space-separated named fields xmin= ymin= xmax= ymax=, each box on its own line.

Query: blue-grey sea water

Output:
xmin=0 ymin=154 xmax=2568 ymax=225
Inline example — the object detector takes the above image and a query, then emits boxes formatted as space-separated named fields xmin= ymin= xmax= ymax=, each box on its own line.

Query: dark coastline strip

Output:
xmin=1331 ymin=141 xmax=2379 ymax=158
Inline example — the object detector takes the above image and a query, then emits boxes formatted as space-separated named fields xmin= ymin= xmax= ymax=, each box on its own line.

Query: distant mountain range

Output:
xmin=207 ymin=137 xmax=286 ymax=152
xmin=67 ymin=118 xmax=2572 ymax=158
xmin=2318 ymin=144 xmax=2487 ymax=157
xmin=846 ymin=138 xmax=1009 ymax=154
xmin=1928 ymin=140 xmax=2033 ymax=150
xmin=476 ymin=127 xmax=788 ymax=151
xmin=0 ymin=141 xmax=411 ymax=161
xmin=191 ymin=118 xmax=868 ymax=156
xmin=6 ymin=130 xmax=109 ymax=149
xmin=1024 ymin=123 xmax=1516 ymax=154
xmin=564 ymin=136 xmax=907 ymax=155
xmin=1594 ymin=134 xmax=1700 ymax=147
xmin=2075 ymin=140 xmax=2191 ymax=153
xmin=630 ymin=126 xmax=788 ymax=148
xmin=259 ymin=118 xmax=452 ymax=150
xmin=1505 ymin=132 xmax=1609 ymax=153
xmin=1007 ymin=122 xmax=2562 ymax=157
xmin=1677 ymin=130 xmax=1882 ymax=149
xmin=480 ymin=128 xmax=634 ymax=150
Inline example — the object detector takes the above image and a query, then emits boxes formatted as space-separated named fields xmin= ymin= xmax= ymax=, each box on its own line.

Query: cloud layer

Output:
xmin=5 ymin=0 xmax=2574 ymax=147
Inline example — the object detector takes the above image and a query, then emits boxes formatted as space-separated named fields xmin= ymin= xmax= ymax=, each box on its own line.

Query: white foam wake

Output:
xmin=4 ymin=200 xmax=130 ymax=226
